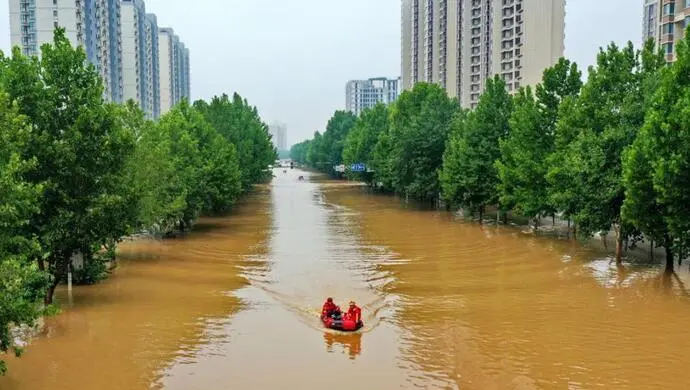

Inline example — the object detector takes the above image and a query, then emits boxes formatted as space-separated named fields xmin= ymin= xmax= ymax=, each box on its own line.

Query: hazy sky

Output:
xmin=0 ymin=0 xmax=642 ymax=147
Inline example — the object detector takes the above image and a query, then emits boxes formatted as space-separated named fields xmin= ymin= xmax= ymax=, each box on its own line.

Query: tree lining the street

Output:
xmin=292 ymin=33 xmax=690 ymax=273
xmin=0 ymin=29 xmax=276 ymax=372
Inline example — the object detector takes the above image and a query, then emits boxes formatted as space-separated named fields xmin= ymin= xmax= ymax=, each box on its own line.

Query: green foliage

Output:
xmin=547 ymin=40 xmax=663 ymax=245
xmin=0 ymin=91 xmax=48 ymax=375
xmin=288 ymin=111 xmax=356 ymax=175
xmin=622 ymin=32 xmax=690 ymax=271
xmin=496 ymin=59 xmax=582 ymax=224
xmin=440 ymin=76 xmax=512 ymax=213
xmin=194 ymin=93 xmax=277 ymax=191
xmin=387 ymin=83 xmax=456 ymax=200
xmin=0 ymin=29 xmax=136 ymax=303
xmin=0 ymin=29 xmax=275 ymax=374
xmin=290 ymin=140 xmax=310 ymax=164
xmin=342 ymin=103 xmax=389 ymax=182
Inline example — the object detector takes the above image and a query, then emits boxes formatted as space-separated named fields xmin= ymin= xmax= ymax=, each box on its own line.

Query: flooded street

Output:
xmin=3 ymin=168 xmax=690 ymax=389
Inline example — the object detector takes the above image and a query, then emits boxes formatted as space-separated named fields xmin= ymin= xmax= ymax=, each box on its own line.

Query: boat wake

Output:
xmin=249 ymin=282 xmax=393 ymax=334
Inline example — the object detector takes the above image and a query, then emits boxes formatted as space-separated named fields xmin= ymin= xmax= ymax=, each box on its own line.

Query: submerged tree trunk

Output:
xmin=45 ymin=275 xmax=59 ymax=305
xmin=614 ymin=224 xmax=623 ymax=264
xmin=479 ymin=207 xmax=484 ymax=223
xmin=666 ymin=245 xmax=674 ymax=273
xmin=664 ymin=234 xmax=674 ymax=273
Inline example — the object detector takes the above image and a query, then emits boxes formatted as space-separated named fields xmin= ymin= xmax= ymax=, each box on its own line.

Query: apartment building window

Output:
xmin=53 ymin=10 xmax=58 ymax=17
xmin=472 ymin=37 xmax=480 ymax=45
xmin=662 ymin=23 xmax=674 ymax=34
xmin=472 ymin=46 xmax=480 ymax=54
xmin=664 ymin=3 xmax=674 ymax=15
xmin=472 ymin=0 xmax=480 ymax=6
xmin=686 ymin=0 xmax=690 ymax=8
xmin=663 ymin=42 xmax=674 ymax=54
xmin=53 ymin=0 xmax=57 ymax=4
xmin=471 ymin=65 xmax=480 ymax=73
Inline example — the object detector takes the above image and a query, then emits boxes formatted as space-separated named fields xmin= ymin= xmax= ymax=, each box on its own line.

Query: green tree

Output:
xmin=389 ymin=82 xmax=456 ymax=200
xmin=123 ymin=103 xmax=186 ymax=233
xmin=290 ymin=140 xmax=311 ymax=164
xmin=496 ymin=59 xmax=582 ymax=228
xmin=370 ymin=125 xmax=395 ymax=192
xmin=321 ymin=110 xmax=357 ymax=173
xmin=622 ymin=33 xmax=690 ymax=273
xmin=440 ymin=76 xmax=512 ymax=218
xmin=343 ymin=103 xmax=389 ymax=182
xmin=0 ymin=92 xmax=49 ymax=375
xmin=548 ymin=40 xmax=663 ymax=262
xmin=0 ymin=29 xmax=136 ymax=303
xmin=194 ymin=94 xmax=276 ymax=191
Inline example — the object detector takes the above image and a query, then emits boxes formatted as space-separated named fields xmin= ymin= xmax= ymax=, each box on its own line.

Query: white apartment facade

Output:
xmin=9 ymin=0 xmax=123 ymax=103
xmin=401 ymin=0 xmax=565 ymax=108
xmin=643 ymin=0 xmax=690 ymax=63
xmin=8 ymin=0 xmax=187 ymax=117
xmin=269 ymin=123 xmax=288 ymax=151
xmin=158 ymin=27 xmax=190 ymax=116
xmin=345 ymin=77 xmax=400 ymax=116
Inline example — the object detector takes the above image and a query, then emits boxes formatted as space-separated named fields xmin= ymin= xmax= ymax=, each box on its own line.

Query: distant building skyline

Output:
xmin=8 ymin=0 xmax=189 ymax=118
xmin=345 ymin=76 xmax=400 ymax=116
xmin=269 ymin=123 xmax=287 ymax=151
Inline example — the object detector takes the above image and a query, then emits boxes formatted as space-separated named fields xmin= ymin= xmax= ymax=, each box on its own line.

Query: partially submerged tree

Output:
xmin=440 ymin=76 xmax=512 ymax=219
xmin=622 ymin=33 xmax=690 ymax=273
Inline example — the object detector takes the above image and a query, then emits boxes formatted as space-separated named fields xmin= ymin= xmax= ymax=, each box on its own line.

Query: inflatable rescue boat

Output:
xmin=321 ymin=313 xmax=363 ymax=332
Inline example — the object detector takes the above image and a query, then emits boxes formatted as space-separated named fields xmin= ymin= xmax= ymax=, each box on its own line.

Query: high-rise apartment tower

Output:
xmin=401 ymin=0 xmax=565 ymax=108
xmin=9 ymin=0 xmax=123 ymax=103
xmin=643 ymin=0 xmax=690 ymax=63
xmin=345 ymin=77 xmax=400 ymax=116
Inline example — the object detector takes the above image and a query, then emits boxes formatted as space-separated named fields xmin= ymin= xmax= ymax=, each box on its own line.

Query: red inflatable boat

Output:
xmin=321 ymin=313 xmax=363 ymax=332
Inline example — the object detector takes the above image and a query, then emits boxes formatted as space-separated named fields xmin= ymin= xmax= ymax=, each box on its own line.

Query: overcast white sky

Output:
xmin=0 ymin=0 xmax=642 ymax=147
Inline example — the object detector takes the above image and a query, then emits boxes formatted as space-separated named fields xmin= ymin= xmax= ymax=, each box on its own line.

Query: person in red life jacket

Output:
xmin=322 ymin=297 xmax=341 ymax=318
xmin=344 ymin=301 xmax=362 ymax=324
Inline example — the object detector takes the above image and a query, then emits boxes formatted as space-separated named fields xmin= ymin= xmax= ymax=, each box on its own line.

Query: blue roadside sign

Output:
xmin=350 ymin=163 xmax=366 ymax=172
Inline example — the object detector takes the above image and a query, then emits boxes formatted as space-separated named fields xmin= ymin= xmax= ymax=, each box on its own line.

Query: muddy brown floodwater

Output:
xmin=2 ymin=168 xmax=690 ymax=389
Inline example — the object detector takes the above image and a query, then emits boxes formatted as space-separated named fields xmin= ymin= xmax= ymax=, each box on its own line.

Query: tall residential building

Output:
xmin=145 ymin=13 xmax=161 ymax=119
xmin=9 ymin=0 xmax=123 ymax=103
xmin=121 ymin=0 xmax=146 ymax=106
xmin=345 ymin=77 xmax=400 ymax=116
xmin=401 ymin=0 xmax=565 ymax=108
xmin=269 ymin=123 xmax=288 ymax=151
xmin=121 ymin=0 xmax=160 ymax=118
xmin=642 ymin=0 xmax=690 ymax=63
xmin=158 ymin=27 xmax=190 ymax=115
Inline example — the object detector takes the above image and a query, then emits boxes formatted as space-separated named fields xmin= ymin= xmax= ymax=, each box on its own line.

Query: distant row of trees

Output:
xmin=292 ymin=30 xmax=690 ymax=276
xmin=0 ymin=29 xmax=276 ymax=374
